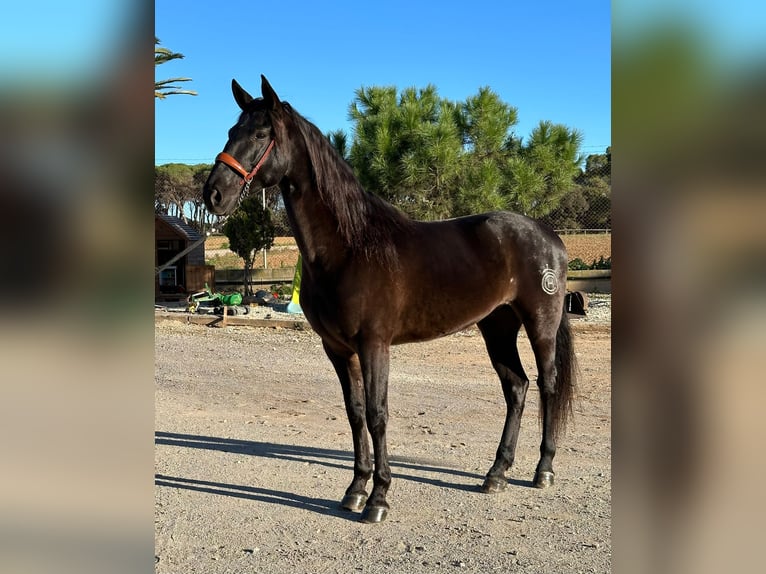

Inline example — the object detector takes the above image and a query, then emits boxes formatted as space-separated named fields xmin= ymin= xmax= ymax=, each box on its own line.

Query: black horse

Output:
xmin=203 ymin=76 xmax=576 ymax=523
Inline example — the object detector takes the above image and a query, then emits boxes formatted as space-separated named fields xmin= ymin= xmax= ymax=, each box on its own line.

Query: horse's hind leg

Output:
xmin=322 ymin=342 xmax=372 ymax=512
xmin=524 ymin=307 xmax=569 ymax=489
xmin=478 ymin=306 xmax=529 ymax=493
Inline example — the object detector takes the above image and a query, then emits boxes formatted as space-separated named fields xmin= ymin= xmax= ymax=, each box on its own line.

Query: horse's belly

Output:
xmin=392 ymin=299 xmax=500 ymax=344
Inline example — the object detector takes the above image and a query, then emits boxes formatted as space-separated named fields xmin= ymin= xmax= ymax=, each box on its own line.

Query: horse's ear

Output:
xmin=232 ymin=79 xmax=254 ymax=110
xmin=261 ymin=75 xmax=281 ymax=111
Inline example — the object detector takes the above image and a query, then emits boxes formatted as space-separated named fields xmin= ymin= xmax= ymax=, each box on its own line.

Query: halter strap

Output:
xmin=215 ymin=139 xmax=275 ymax=184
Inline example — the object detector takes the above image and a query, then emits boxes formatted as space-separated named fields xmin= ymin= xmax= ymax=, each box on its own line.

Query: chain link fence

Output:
xmin=542 ymin=155 xmax=611 ymax=234
xmin=547 ymin=156 xmax=611 ymax=267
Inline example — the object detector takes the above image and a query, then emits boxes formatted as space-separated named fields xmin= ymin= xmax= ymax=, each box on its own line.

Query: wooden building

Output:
xmin=155 ymin=214 xmax=214 ymax=298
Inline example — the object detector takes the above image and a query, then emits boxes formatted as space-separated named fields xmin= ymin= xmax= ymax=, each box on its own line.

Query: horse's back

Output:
xmin=402 ymin=211 xmax=566 ymax=285
xmin=388 ymin=211 xmax=567 ymax=343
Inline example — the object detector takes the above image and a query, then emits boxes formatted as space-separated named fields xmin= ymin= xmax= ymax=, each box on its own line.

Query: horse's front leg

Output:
xmin=358 ymin=340 xmax=392 ymax=523
xmin=322 ymin=343 xmax=372 ymax=512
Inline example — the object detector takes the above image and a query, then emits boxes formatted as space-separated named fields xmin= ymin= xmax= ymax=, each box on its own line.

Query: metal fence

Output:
xmin=544 ymin=157 xmax=611 ymax=233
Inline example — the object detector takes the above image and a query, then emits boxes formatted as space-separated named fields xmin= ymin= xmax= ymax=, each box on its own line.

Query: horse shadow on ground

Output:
xmin=155 ymin=431 xmax=534 ymax=520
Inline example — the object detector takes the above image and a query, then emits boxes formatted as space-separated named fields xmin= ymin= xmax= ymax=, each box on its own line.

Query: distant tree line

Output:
xmin=154 ymin=84 xmax=610 ymax=234
xmin=154 ymin=162 xmax=211 ymax=227
xmin=154 ymin=162 xmax=290 ymax=235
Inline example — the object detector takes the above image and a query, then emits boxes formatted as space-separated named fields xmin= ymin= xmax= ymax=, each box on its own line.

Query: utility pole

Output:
xmin=262 ymin=187 xmax=268 ymax=269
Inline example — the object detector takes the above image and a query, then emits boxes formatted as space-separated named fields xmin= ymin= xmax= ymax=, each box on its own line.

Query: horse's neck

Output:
xmin=280 ymin=177 xmax=346 ymax=272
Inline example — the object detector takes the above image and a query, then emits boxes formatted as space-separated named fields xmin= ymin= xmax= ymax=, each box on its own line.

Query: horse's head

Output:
xmin=203 ymin=75 xmax=288 ymax=216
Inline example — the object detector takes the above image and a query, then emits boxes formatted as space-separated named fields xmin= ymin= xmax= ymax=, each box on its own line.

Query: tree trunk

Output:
xmin=243 ymin=258 xmax=253 ymax=296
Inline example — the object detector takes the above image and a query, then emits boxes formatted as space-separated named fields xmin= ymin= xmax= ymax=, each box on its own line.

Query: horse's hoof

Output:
xmin=360 ymin=505 xmax=388 ymax=523
xmin=340 ymin=492 xmax=367 ymax=512
xmin=534 ymin=470 xmax=555 ymax=488
xmin=480 ymin=476 xmax=507 ymax=493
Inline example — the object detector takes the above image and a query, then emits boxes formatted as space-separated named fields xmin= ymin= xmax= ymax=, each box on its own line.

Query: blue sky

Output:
xmin=614 ymin=0 xmax=766 ymax=63
xmin=155 ymin=0 xmax=611 ymax=165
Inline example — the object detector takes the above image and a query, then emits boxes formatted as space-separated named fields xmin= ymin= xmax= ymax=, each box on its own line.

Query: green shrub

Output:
xmin=568 ymin=256 xmax=611 ymax=270
xmin=568 ymin=258 xmax=589 ymax=270
xmin=591 ymin=256 xmax=611 ymax=269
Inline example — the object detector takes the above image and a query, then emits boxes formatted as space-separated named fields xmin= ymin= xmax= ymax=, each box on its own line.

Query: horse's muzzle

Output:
xmin=203 ymin=185 xmax=231 ymax=216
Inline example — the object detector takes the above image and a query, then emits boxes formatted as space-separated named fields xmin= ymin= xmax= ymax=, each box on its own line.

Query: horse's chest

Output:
xmin=300 ymin=287 xmax=358 ymax=345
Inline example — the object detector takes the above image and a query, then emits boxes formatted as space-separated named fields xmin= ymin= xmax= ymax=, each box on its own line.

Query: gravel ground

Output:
xmin=155 ymin=296 xmax=610 ymax=573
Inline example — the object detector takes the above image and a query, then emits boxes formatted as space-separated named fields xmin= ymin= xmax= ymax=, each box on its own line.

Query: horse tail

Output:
xmin=546 ymin=309 xmax=578 ymax=440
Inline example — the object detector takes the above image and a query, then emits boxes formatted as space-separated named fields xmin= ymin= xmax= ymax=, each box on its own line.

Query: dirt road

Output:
xmin=155 ymin=319 xmax=610 ymax=573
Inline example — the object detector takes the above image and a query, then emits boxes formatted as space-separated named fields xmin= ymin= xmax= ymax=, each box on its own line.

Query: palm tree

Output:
xmin=155 ymin=37 xmax=197 ymax=99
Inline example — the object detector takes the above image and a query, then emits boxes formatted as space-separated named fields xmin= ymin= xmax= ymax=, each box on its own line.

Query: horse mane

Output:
xmin=283 ymin=103 xmax=414 ymax=268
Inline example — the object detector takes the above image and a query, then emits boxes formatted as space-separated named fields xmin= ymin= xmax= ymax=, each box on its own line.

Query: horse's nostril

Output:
xmin=203 ymin=185 xmax=222 ymax=213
